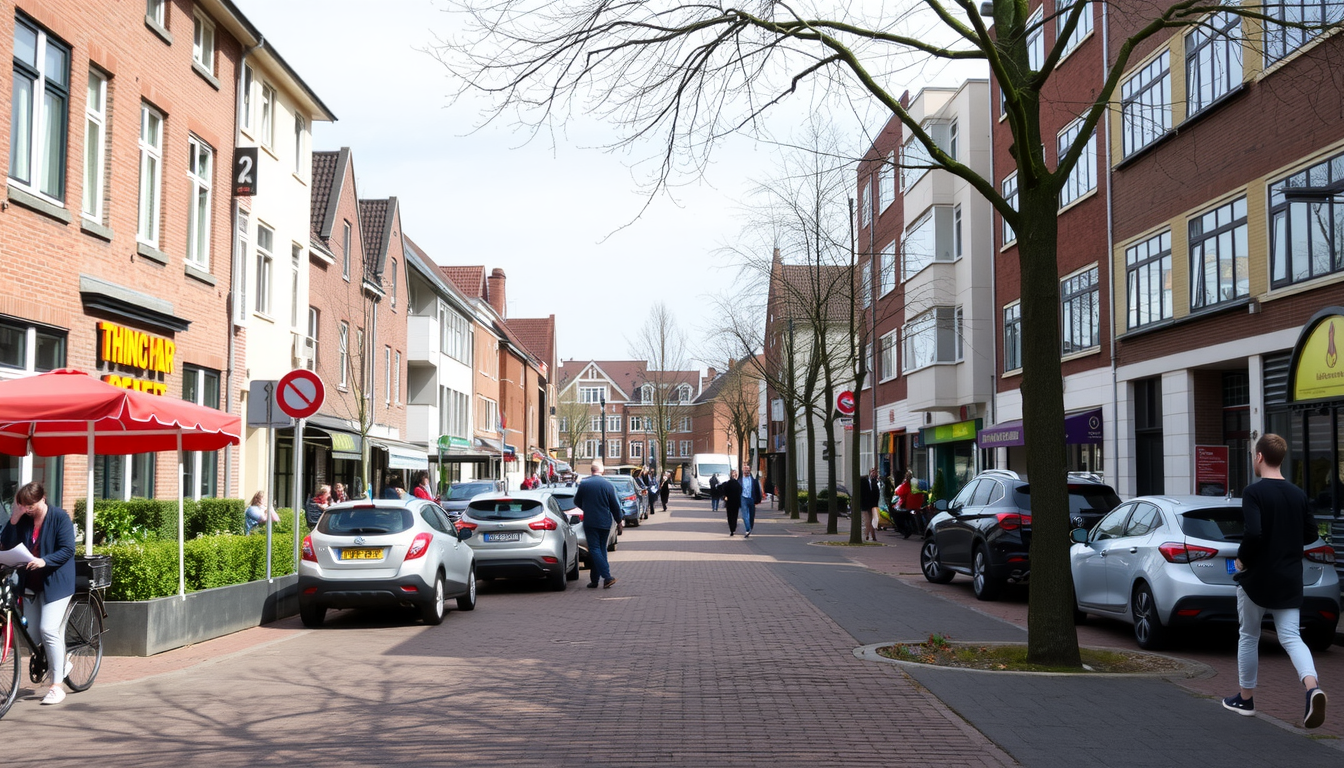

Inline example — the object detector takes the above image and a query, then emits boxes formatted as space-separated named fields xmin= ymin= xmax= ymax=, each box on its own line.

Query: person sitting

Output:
xmin=304 ymin=485 xmax=331 ymax=528
xmin=244 ymin=490 xmax=280 ymax=535
xmin=411 ymin=470 xmax=438 ymax=501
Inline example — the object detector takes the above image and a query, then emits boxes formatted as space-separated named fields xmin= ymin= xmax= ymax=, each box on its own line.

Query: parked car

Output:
xmin=298 ymin=499 xmax=477 ymax=628
xmin=550 ymin=485 xmax=618 ymax=563
xmin=458 ymin=490 xmax=580 ymax=590
xmin=441 ymin=480 xmax=503 ymax=518
xmin=1069 ymin=495 xmax=1340 ymax=651
xmin=919 ymin=470 xmax=1122 ymax=601
xmin=606 ymin=475 xmax=647 ymax=526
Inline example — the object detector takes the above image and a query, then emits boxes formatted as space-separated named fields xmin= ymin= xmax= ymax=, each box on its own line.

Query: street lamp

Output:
xmin=599 ymin=394 xmax=606 ymax=460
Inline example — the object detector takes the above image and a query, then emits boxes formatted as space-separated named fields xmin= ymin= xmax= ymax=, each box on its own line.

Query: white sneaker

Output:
xmin=40 ymin=686 xmax=66 ymax=705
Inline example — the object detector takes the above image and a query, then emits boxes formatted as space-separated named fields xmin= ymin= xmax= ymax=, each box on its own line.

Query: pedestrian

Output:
xmin=721 ymin=469 xmax=742 ymax=536
xmin=1223 ymin=434 xmax=1328 ymax=729
xmin=763 ymin=474 xmax=774 ymax=503
xmin=380 ymin=474 xmax=407 ymax=500
xmin=332 ymin=482 xmax=349 ymax=503
xmin=860 ymin=468 xmax=881 ymax=542
xmin=411 ymin=470 xmax=438 ymax=501
xmin=640 ymin=470 xmax=655 ymax=514
xmin=244 ymin=490 xmax=279 ymax=535
xmin=0 ymin=482 xmax=76 ymax=705
xmin=572 ymin=461 xmax=622 ymax=589
xmin=739 ymin=463 xmax=763 ymax=538
xmin=659 ymin=471 xmax=672 ymax=512
xmin=892 ymin=470 xmax=926 ymax=539
xmin=709 ymin=472 xmax=721 ymax=515
xmin=304 ymin=485 xmax=331 ymax=528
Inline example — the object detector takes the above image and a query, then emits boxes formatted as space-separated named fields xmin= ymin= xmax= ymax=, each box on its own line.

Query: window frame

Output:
xmin=1001 ymin=173 xmax=1018 ymax=246
xmin=307 ymin=307 xmax=319 ymax=371
xmin=191 ymin=10 xmax=215 ymax=73
xmin=1269 ymin=154 xmax=1344 ymax=289
xmin=1189 ymin=196 xmax=1249 ymax=310
xmin=1264 ymin=0 xmax=1341 ymax=65
xmin=338 ymin=321 xmax=350 ymax=389
xmin=82 ymin=69 xmax=108 ymax=221
xmin=146 ymin=0 xmax=165 ymax=27
xmin=10 ymin=16 xmax=71 ymax=203
xmin=1185 ymin=9 xmax=1242 ymax=117
xmin=880 ymin=240 xmax=897 ymax=295
xmin=186 ymin=136 xmax=214 ymax=269
xmin=341 ymin=220 xmax=352 ymax=280
xmin=0 ymin=319 xmax=66 ymax=375
xmin=137 ymin=103 xmax=164 ymax=247
xmin=1056 ymin=1 xmax=1094 ymax=58
xmin=260 ymin=83 xmax=276 ymax=149
xmin=1058 ymin=117 xmax=1097 ymax=208
xmin=240 ymin=63 xmax=253 ymax=131
xmin=879 ymin=329 xmax=899 ymax=383
xmin=181 ymin=364 xmax=221 ymax=500
xmin=879 ymin=151 xmax=895 ymax=212
xmin=290 ymin=243 xmax=303 ymax=328
xmin=1060 ymin=266 xmax=1101 ymax=355
xmin=1003 ymin=302 xmax=1022 ymax=373
xmin=254 ymin=223 xmax=273 ymax=316
xmin=902 ymin=306 xmax=962 ymax=373
xmin=1125 ymin=231 xmax=1173 ymax=329
xmin=293 ymin=111 xmax=305 ymax=176
xmin=1026 ymin=8 xmax=1045 ymax=71
xmin=1120 ymin=50 xmax=1172 ymax=157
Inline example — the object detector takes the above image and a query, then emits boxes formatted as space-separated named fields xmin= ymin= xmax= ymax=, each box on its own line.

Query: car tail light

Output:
xmin=404 ymin=532 xmax=433 ymax=561
xmin=624 ymin=495 xmax=636 ymax=502
xmin=303 ymin=587 xmax=317 ymax=595
xmin=457 ymin=521 xmax=478 ymax=531
xmin=301 ymin=535 xmax=317 ymax=562
xmin=1305 ymin=545 xmax=1336 ymax=565
xmin=400 ymin=585 xmax=418 ymax=593
xmin=1176 ymin=608 xmax=1201 ymax=617
xmin=1320 ymin=610 xmax=1338 ymax=622
xmin=1158 ymin=542 xmax=1219 ymax=563
xmin=571 ymin=512 xmax=584 ymax=522
xmin=529 ymin=517 xmax=558 ymax=531
xmin=996 ymin=513 xmax=1031 ymax=531
xmin=541 ymin=556 xmax=559 ymax=564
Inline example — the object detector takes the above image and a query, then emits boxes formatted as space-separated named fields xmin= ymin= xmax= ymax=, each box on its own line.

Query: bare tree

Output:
xmin=437 ymin=0 xmax=1344 ymax=666
xmin=555 ymin=388 xmax=593 ymax=466
xmin=630 ymin=303 xmax=693 ymax=474
xmin=707 ymin=356 xmax=761 ymax=471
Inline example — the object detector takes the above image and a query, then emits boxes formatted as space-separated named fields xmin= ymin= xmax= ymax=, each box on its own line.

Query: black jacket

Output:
xmin=1236 ymin=478 xmax=1317 ymax=609
xmin=860 ymin=477 xmax=881 ymax=509
xmin=709 ymin=476 xmax=720 ymax=499
xmin=720 ymin=478 xmax=742 ymax=513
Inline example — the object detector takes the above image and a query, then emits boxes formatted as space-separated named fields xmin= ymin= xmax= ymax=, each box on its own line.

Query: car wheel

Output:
xmin=920 ymin=538 xmax=955 ymax=584
xmin=456 ymin=568 xmax=477 ymax=611
xmin=1131 ymin=583 xmax=1169 ymax=650
xmin=299 ymin=602 xmax=326 ymax=628
xmin=567 ymin=550 xmax=580 ymax=581
xmin=971 ymin=546 xmax=1004 ymax=602
xmin=1302 ymin=624 xmax=1335 ymax=653
xmin=549 ymin=551 xmax=569 ymax=591
xmin=421 ymin=573 xmax=447 ymax=625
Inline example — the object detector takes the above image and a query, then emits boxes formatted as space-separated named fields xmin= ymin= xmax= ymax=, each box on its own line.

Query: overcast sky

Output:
xmin=233 ymin=0 xmax=984 ymax=367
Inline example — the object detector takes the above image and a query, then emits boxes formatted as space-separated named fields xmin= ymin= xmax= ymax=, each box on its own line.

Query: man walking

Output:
xmin=720 ymin=469 xmax=742 ymax=536
xmin=1222 ymin=434 xmax=1327 ymax=728
xmin=739 ymin=463 xmax=762 ymax=538
xmin=860 ymin=468 xmax=881 ymax=542
xmin=573 ymin=461 xmax=622 ymax=589
xmin=709 ymin=473 xmax=721 ymax=515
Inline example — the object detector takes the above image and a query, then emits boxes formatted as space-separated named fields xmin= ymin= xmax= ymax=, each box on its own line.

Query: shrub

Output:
xmin=929 ymin=469 xmax=947 ymax=504
xmin=97 ymin=530 xmax=303 ymax=601
xmin=795 ymin=489 xmax=851 ymax=510
xmin=191 ymin=498 xmax=246 ymax=537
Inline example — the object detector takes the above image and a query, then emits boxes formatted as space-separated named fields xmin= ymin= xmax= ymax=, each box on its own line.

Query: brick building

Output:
xmin=555 ymin=360 xmax=700 ymax=472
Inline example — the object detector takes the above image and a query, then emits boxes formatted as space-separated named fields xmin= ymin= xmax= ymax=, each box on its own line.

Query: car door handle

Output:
xmin=1128 ymin=547 xmax=1137 ymax=554
xmin=1099 ymin=551 xmax=1106 ymax=557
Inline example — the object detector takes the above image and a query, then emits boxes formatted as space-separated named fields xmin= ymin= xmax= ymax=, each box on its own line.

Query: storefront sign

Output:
xmin=1290 ymin=308 xmax=1344 ymax=403
xmin=1194 ymin=445 xmax=1229 ymax=495
xmin=920 ymin=419 xmax=982 ymax=446
xmin=976 ymin=409 xmax=1103 ymax=448
xmin=438 ymin=435 xmax=471 ymax=450
xmin=98 ymin=321 xmax=174 ymax=395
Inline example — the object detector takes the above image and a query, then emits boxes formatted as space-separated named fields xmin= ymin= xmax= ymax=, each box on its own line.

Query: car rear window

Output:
xmin=553 ymin=495 xmax=577 ymax=512
xmin=1179 ymin=507 xmax=1244 ymax=542
xmin=1013 ymin=485 xmax=1122 ymax=514
xmin=321 ymin=507 xmax=414 ymax=535
xmin=610 ymin=479 xmax=636 ymax=493
xmin=447 ymin=482 xmax=495 ymax=500
xmin=468 ymin=498 xmax=545 ymax=520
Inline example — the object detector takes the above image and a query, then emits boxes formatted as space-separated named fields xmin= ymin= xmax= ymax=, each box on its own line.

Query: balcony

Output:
xmin=407 ymin=315 xmax=439 ymax=365
xmin=406 ymin=403 xmax=438 ymax=445
xmin=905 ymin=363 xmax=962 ymax=412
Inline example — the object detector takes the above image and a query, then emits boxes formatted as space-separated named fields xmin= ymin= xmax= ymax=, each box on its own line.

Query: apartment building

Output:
xmin=556 ymin=360 xmax=700 ymax=471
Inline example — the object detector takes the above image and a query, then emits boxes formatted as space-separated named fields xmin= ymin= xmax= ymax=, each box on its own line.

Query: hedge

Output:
xmin=95 ymin=524 xmax=310 ymax=601
xmin=795 ymin=488 xmax=851 ymax=509
xmin=72 ymin=498 xmax=302 ymax=543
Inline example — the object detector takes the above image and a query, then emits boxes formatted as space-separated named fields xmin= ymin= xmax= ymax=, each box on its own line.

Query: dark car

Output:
xmin=919 ymin=470 xmax=1121 ymax=601
xmin=441 ymin=480 xmax=504 ymax=519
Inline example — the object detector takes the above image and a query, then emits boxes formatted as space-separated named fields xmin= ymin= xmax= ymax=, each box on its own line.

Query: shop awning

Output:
xmin=305 ymin=418 xmax=364 ymax=461
xmin=977 ymin=408 xmax=1104 ymax=448
xmin=474 ymin=436 xmax=503 ymax=452
xmin=372 ymin=438 xmax=429 ymax=470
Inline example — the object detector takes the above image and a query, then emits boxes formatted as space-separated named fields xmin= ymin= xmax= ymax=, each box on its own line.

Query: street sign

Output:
xmin=233 ymin=147 xmax=258 ymax=196
xmin=277 ymin=369 xmax=324 ymax=419
xmin=1194 ymin=445 xmax=1229 ymax=496
xmin=246 ymin=380 xmax=292 ymax=428
xmin=839 ymin=416 xmax=854 ymax=430
xmin=836 ymin=390 xmax=856 ymax=415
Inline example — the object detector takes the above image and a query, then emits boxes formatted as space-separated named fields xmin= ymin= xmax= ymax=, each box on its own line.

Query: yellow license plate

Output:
xmin=340 ymin=548 xmax=382 ymax=560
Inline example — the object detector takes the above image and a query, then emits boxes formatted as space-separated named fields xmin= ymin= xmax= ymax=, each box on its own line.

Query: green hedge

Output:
xmin=96 ymin=526 xmax=309 ymax=601
xmin=73 ymin=498 xmax=266 ymax=543
xmin=795 ymin=489 xmax=851 ymax=509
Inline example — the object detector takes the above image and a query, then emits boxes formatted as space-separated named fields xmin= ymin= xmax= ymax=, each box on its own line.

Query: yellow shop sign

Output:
xmin=1291 ymin=309 xmax=1344 ymax=403
xmin=98 ymin=321 xmax=175 ymax=374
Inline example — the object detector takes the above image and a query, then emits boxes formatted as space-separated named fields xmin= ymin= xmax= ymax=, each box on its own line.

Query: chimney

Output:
xmin=487 ymin=268 xmax=507 ymax=318
xmin=707 ymin=367 xmax=717 ymax=381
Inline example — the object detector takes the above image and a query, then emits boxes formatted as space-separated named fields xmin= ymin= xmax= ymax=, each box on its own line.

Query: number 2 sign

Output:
xmin=233 ymin=147 xmax=258 ymax=196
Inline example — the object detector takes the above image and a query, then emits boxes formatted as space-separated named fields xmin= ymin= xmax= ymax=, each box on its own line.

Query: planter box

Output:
xmin=103 ymin=575 xmax=299 ymax=657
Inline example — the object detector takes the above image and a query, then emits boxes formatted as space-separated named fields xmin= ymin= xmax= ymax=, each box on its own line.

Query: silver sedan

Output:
xmin=459 ymin=490 xmax=580 ymax=590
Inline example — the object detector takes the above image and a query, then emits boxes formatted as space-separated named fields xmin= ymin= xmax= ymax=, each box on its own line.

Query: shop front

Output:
xmin=977 ymin=408 xmax=1105 ymax=478
xmin=919 ymin=419 xmax=981 ymax=498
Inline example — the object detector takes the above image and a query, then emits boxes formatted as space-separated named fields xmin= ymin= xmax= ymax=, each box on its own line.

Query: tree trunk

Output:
xmin=1018 ymin=181 xmax=1082 ymax=669
xmin=803 ymin=361 xmax=819 ymax=524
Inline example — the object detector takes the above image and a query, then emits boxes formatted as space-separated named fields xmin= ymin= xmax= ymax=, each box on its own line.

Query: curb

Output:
xmin=853 ymin=640 xmax=1218 ymax=679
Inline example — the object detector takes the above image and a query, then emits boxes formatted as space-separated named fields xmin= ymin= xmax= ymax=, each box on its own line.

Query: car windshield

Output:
xmin=698 ymin=463 xmax=730 ymax=476
xmin=467 ymin=498 xmax=545 ymax=520
xmin=1012 ymin=485 xmax=1121 ymax=513
xmin=553 ymin=494 xmax=577 ymax=512
xmin=320 ymin=507 xmax=413 ymax=535
xmin=446 ymin=482 xmax=494 ymax=500
xmin=1179 ymin=507 xmax=1244 ymax=542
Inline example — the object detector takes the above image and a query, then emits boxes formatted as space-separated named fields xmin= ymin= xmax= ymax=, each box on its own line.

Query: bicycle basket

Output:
xmin=75 ymin=555 xmax=112 ymax=589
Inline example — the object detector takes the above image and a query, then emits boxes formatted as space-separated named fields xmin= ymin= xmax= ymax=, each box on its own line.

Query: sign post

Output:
xmin=277 ymin=370 xmax=325 ymax=566
xmin=1194 ymin=445 xmax=1230 ymax=496
xmin=248 ymin=379 xmax=292 ymax=583
xmin=836 ymin=390 xmax=856 ymax=416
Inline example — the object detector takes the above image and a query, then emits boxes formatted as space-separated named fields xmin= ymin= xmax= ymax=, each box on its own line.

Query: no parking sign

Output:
xmin=277 ymin=369 xmax=325 ymax=420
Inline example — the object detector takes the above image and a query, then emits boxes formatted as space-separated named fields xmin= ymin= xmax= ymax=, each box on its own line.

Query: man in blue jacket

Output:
xmin=573 ymin=462 xmax=623 ymax=589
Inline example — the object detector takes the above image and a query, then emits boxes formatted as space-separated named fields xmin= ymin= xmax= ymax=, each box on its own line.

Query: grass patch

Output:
xmin=877 ymin=634 xmax=1188 ymax=674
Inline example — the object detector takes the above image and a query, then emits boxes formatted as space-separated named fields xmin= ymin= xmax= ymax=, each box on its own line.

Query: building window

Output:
xmin=1265 ymin=0 xmax=1341 ymax=65
xmin=1026 ymin=7 xmax=1044 ymax=70
xmin=260 ymin=84 xmax=276 ymax=148
xmin=1003 ymin=303 xmax=1022 ymax=372
xmin=1002 ymin=173 xmax=1017 ymax=245
xmin=579 ymin=386 xmax=604 ymax=403
xmin=356 ymin=328 xmax=366 ymax=392
xmin=680 ymin=440 xmax=692 ymax=457
xmin=589 ymin=415 xmax=602 ymax=432
xmin=1186 ymin=10 xmax=1241 ymax=116
xmin=608 ymin=439 xmax=622 ymax=459
xmin=861 ymin=258 xmax=872 ymax=307
xmin=182 ymin=365 xmax=220 ymax=500
xmin=83 ymin=70 xmax=108 ymax=221
xmin=1121 ymin=51 xmax=1171 ymax=157
xmin=0 ymin=319 xmax=65 ymax=374
xmin=191 ymin=11 xmax=214 ymax=72
xmin=667 ymin=439 xmax=675 ymax=458
xmin=1270 ymin=155 xmax=1344 ymax=288
xmin=186 ymin=137 xmax=213 ymax=268
xmin=389 ymin=259 xmax=398 ymax=308
xmin=147 ymin=0 xmax=165 ymax=27
xmin=137 ymin=104 xmax=164 ymax=246
xmin=583 ymin=439 xmax=598 ymax=459
xmin=629 ymin=440 xmax=643 ymax=459
xmin=254 ymin=224 xmax=273 ymax=315
xmin=878 ymin=154 xmax=894 ymax=212
xmin=880 ymin=241 xmax=897 ymax=295
xmin=293 ymin=112 xmax=305 ymax=175
xmin=860 ymin=180 xmax=871 ymax=228
xmin=290 ymin=244 xmax=302 ymax=328
xmin=1058 ymin=118 xmax=1097 ymax=207
xmin=953 ymin=204 xmax=962 ymax=259
xmin=341 ymin=220 xmax=352 ymax=279
xmin=904 ymin=206 xmax=954 ymax=277
xmin=1126 ymin=231 xmax=1173 ymax=329
xmin=338 ymin=321 xmax=349 ymax=388
xmin=384 ymin=346 xmax=391 ymax=405
xmin=641 ymin=383 xmax=653 ymax=402
xmin=678 ymin=384 xmax=692 ymax=403
xmin=478 ymin=397 xmax=499 ymax=434
xmin=1060 ymin=267 xmax=1100 ymax=354
xmin=232 ymin=211 xmax=249 ymax=325
xmin=11 ymin=16 xmax=70 ymax=202
xmin=879 ymin=330 xmax=898 ymax=382
xmin=680 ymin=416 xmax=692 ymax=432
xmin=902 ymin=306 xmax=961 ymax=372
xmin=1057 ymin=1 xmax=1093 ymax=56
xmin=1190 ymin=197 xmax=1249 ymax=309
xmin=307 ymin=307 xmax=319 ymax=371
xmin=607 ymin=415 xmax=621 ymax=432
xmin=241 ymin=64 xmax=253 ymax=131
xmin=948 ymin=120 xmax=958 ymax=162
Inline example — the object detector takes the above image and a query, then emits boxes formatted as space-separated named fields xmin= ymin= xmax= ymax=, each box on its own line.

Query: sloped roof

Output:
xmin=359 ymin=199 xmax=390 ymax=262
xmin=310 ymin=150 xmax=342 ymax=240
xmin=507 ymin=316 xmax=555 ymax=368
xmin=558 ymin=360 xmax=700 ymax=403
xmin=441 ymin=266 xmax=486 ymax=299
xmin=693 ymin=356 xmax=759 ymax=404
xmin=774 ymin=263 xmax=854 ymax=322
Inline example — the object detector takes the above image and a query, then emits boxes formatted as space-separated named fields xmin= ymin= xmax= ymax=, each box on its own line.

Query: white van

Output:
xmin=687 ymin=454 xmax=733 ymax=499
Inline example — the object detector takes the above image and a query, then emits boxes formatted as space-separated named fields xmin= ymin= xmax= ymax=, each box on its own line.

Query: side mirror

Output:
xmin=1069 ymin=527 xmax=1088 ymax=544
xmin=933 ymin=499 xmax=949 ymax=512
xmin=456 ymin=527 xmax=474 ymax=541
xmin=567 ymin=514 xmax=582 ymax=526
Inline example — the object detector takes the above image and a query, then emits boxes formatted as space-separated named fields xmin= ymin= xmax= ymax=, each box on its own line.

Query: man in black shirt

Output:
xmin=1222 ymin=434 xmax=1327 ymax=729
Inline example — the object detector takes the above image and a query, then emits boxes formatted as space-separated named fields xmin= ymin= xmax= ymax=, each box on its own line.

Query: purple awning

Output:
xmin=977 ymin=408 xmax=1103 ymax=448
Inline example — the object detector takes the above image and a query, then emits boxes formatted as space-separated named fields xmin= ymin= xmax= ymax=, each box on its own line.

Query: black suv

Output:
xmin=919 ymin=470 xmax=1121 ymax=601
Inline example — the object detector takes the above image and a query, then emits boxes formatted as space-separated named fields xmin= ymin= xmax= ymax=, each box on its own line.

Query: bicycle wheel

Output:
xmin=1 ymin=616 xmax=19 ymax=719
xmin=63 ymin=593 xmax=103 ymax=692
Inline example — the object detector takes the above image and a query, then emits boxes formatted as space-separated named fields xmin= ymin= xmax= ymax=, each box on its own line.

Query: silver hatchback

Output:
xmin=460 ymin=491 xmax=580 ymax=590
xmin=1069 ymin=495 xmax=1339 ymax=650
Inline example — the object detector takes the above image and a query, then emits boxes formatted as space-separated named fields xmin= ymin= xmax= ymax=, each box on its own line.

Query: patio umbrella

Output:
xmin=0 ymin=369 xmax=242 ymax=597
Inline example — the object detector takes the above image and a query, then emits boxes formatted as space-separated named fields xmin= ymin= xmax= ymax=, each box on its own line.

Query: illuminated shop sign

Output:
xmin=98 ymin=321 xmax=175 ymax=395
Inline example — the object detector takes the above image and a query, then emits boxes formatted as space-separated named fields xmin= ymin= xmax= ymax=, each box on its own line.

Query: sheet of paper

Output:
xmin=0 ymin=543 xmax=37 ymax=568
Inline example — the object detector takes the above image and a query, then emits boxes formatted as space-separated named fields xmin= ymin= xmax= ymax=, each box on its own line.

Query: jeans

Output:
xmin=711 ymin=496 xmax=720 ymax=513
xmin=25 ymin=592 xmax=72 ymax=684
xmin=741 ymin=498 xmax=755 ymax=533
xmin=586 ymin=527 xmax=613 ymax=583
xmin=1236 ymin=586 xmax=1317 ymax=690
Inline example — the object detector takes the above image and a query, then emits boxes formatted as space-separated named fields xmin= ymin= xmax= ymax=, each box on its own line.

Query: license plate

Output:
xmin=340 ymin=548 xmax=382 ymax=560
xmin=1226 ymin=558 xmax=1238 ymax=574
xmin=485 ymin=532 xmax=521 ymax=543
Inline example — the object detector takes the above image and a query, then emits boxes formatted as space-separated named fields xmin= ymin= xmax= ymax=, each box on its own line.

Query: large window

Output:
xmin=187 ymin=137 xmax=213 ymax=268
xmin=860 ymin=180 xmax=871 ymax=229
xmin=191 ymin=11 xmax=214 ymax=73
xmin=260 ymin=83 xmax=276 ymax=148
xmin=1058 ymin=118 xmax=1097 ymax=207
xmin=608 ymin=439 xmax=622 ymax=459
xmin=0 ymin=319 xmax=65 ymax=374
xmin=1121 ymin=51 xmax=1171 ymax=157
xmin=1026 ymin=7 xmax=1045 ymax=70
xmin=440 ymin=388 xmax=469 ymax=438
xmin=1189 ymin=197 xmax=1249 ymax=309
xmin=338 ymin=321 xmax=349 ymax=388
xmin=1186 ymin=10 xmax=1241 ymax=116
xmin=477 ymin=396 xmax=499 ymax=433
xmin=83 ymin=70 xmax=108 ymax=221
xmin=1060 ymin=267 xmax=1100 ymax=354
xmin=902 ymin=307 xmax=961 ymax=372
xmin=1270 ymin=153 xmax=1344 ymax=288
xmin=182 ymin=365 xmax=220 ymax=500
xmin=901 ymin=122 xmax=952 ymax=191
xmin=1057 ymin=1 xmax=1093 ymax=56
xmin=607 ymin=415 xmax=622 ymax=432
xmin=903 ymin=206 xmax=955 ymax=277
xmin=1265 ymin=0 xmax=1344 ymax=65
xmin=1003 ymin=303 xmax=1022 ymax=372
xmin=879 ymin=330 xmax=898 ymax=382
xmin=579 ymin=385 xmax=604 ymax=403
xmin=307 ymin=307 xmax=319 ymax=371
xmin=878 ymin=152 xmax=894 ymax=212
xmin=629 ymin=440 xmax=643 ymax=459
xmin=10 ymin=16 xmax=70 ymax=201
xmin=254 ymin=224 xmax=273 ymax=315
xmin=137 ymin=103 xmax=164 ymax=246
xmin=680 ymin=440 xmax=692 ymax=457
xmin=880 ymin=241 xmax=897 ymax=295
xmin=680 ymin=416 xmax=692 ymax=432
xmin=439 ymin=306 xmax=472 ymax=364
xmin=1002 ymin=173 xmax=1018 ymax=245
xmin=1126 ymin=231 xmax=1173 ymax=329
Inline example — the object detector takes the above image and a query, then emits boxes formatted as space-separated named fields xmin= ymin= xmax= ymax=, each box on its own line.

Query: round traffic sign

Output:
xmin=836 ymin=390 xmax=856 ymax=415
xmin=277 ymin=369 xmax=325 ymax=419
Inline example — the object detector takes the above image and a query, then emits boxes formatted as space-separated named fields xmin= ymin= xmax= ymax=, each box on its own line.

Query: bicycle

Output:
xmin=0 ymin=555 xmax=108 ymax=719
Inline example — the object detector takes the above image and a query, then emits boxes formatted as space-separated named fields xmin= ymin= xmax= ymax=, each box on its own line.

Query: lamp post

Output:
xmin=599 ymin=394 xmax=607 ymax=461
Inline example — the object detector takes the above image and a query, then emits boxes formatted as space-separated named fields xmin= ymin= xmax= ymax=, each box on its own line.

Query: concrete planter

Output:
xmin=102 ymin=575 xmax=299 ymax=657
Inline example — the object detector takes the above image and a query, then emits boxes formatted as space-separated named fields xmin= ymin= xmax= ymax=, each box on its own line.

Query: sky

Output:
xmin=232 ymin=0 xmax=985 ymax=368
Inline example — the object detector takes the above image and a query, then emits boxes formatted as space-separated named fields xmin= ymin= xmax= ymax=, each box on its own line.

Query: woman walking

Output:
xmin=658 ymin=471 xmax=672 ymax=512
xmin=720 ymin=469 xmax=743 ymax=536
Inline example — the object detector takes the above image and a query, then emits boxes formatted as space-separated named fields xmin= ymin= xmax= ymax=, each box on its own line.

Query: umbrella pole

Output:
xmin=85 ymin=421 xmax=95 ymax=557
xmin=178 ymin=433 xmax=185 ymax=600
